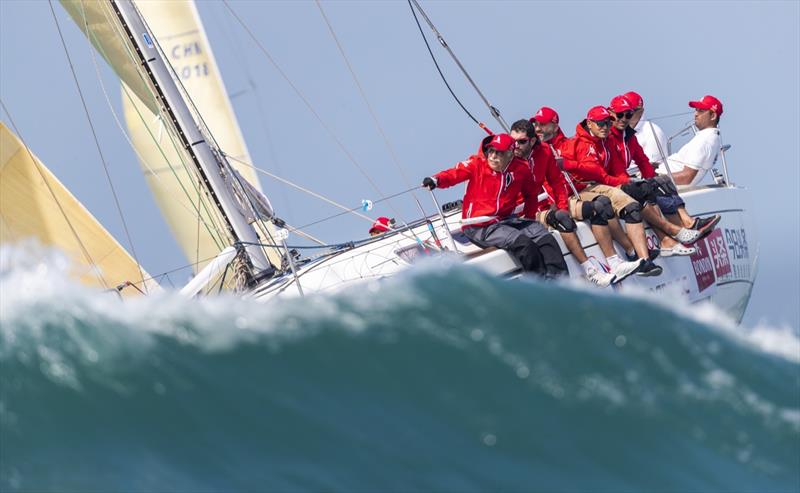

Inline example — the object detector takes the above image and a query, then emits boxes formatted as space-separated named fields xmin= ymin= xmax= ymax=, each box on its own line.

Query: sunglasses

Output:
xmin=515 ymin=138 xmax=530 ymax=145
xmin=591 ymin=119 xmax=611 ymax=127
xmin=615 ymin=111 xmax=634 ymax=119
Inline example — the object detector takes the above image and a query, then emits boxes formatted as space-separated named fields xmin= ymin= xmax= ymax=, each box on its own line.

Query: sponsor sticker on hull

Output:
xmin=690 ymin=237 xmax=716 ymax=292
xmin=706 ymin=229 xmax=732 ymax=278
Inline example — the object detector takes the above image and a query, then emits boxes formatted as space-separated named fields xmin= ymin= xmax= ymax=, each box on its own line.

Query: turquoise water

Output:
xmin=1 ymin=254 xmax=799 ymax=492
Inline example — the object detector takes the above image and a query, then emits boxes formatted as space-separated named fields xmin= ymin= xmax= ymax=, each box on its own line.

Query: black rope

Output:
xmin=407 ymin=0 xmax=480 ymax=127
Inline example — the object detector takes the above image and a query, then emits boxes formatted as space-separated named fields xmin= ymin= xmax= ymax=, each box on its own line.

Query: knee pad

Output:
xmin=650 ymin=175 xmax=677 ymax=196
xmin=547 ymin=209 xmax=576 ymax=233
xmin=619 ymin=202 xmax=643 ymax=223
xmin=590 ymin=196 xmax=614 ymax=225
xmin=622 ymin=181 xmax=656 ymax=205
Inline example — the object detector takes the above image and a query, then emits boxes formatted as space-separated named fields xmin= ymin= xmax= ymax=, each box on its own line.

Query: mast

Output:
xmin=110 ymin=0 xmax=271 ymax=274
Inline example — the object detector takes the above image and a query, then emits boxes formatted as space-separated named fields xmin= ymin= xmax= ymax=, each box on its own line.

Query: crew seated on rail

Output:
xmin=509 ymin=119 xmax=640 ymax=287
xmin=421 ymin=133 xmax=568 ymax=279
xmin=534 ymin=106 xmax=659 ymax=271
xmin=608 ymin=94 xmax=721 ymax=251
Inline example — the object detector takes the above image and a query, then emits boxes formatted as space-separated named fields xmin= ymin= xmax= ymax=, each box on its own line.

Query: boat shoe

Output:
xmin=660 ymin=244 xmax=696 ymax=257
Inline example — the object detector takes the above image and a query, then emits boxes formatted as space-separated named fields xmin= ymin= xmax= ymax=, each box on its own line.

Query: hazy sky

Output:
xmin=1 ymin=0 xmax=798 ymax=329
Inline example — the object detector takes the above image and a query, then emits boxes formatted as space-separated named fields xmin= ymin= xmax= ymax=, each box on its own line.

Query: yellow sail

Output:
xmin=123 ymin=0 xmax=282 ymax=271
xmin=60 ymin=0 xmax=160 ymax=115
xmin=0 ymin=123 xmax=158 ymax=296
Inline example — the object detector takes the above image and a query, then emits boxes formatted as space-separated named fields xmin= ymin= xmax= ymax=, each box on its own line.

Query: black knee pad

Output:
xmin=591 ymin=196 xmax=614 ymax=225
xmin=619 ymin=202 xmax=643 ymax=223
xmin=547 ymin=209 xmax=576 ymax=233
xmin=650 ymin=175 xmax=677 ymax=196
xmin=622 ymin=180 xmax=657 ymax=206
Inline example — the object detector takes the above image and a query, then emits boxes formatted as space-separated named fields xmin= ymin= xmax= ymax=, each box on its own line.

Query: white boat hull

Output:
xmin=250 ymin=185 xmax=758 ymax=323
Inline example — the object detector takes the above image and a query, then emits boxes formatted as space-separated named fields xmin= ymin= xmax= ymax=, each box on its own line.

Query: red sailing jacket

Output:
xmin=609 ymin=126 xmax=656 ymax=179
xmin=520 ymin=141 xmax=570 ymax=211
xmin=560 ymin=121 xmax=629 ymax=190
xmin=548 ymin=128 xmax=570 ymax=157
xmin=433 ymin=148 xmax=541 ymax=229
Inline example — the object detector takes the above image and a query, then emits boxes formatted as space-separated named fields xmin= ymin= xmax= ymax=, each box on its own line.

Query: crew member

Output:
xmin=659 ymin=95 xmax=724 ymax=186
xmin=510 ymin=119 xmax=640 ymax=286
xmin=532 ymin=106 xmax=647 ymax=274
xmin=422 ymin=133 xmax=568 ymax=279
xmin=369 ymin=216 xmax=394 ymax=236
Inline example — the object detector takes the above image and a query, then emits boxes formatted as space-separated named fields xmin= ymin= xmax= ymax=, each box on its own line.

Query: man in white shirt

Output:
xmin=625 ymin=91 xmax=669 ymax=165
xmin=659 ymin=95 xmax=723 ymax=186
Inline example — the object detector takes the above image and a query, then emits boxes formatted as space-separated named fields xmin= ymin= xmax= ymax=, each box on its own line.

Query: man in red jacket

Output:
xmin=510 ymin=119 xmax=640 ymax=286
xmin=532 ymin=106 xmax=647 ymax=275
xmin=558 ymin=106 xmax=665 ymax=276
xmin=608 ymin=95 xmax=719 ymax=255
xmin=422 ymin=133 xmax=568 ymax=279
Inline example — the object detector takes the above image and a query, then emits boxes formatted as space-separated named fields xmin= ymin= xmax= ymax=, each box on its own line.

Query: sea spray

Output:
xmin=1 ymin=248 xmax=798 ymax=492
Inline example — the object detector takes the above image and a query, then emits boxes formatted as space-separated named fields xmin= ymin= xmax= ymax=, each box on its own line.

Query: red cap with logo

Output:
xmin=608 ymin=95 xmax=634 ymax=113
xmin=531 ymin=106 xmax=559 ymax=124
xmin=689 ymin=95 xmax=723 ymax=116
xmin=624 ymin=91 xmax=644 ymax=109
xmin=482 ymin=133 xmax=516 ymax=152
xmin=369 ymin=216 xmax=393 ymax=234
xmin=586 ymin=105 xmax=612 ymax=121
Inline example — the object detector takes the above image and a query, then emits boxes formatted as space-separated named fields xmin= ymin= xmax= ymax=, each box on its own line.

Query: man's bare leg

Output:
xmin=560 ymin=232 xmax=588 ymax=264
xmin=642 ymin=204 xmax=682 ymax=237
xmin=591 ymin=224 xmax=617 ymax=259
xmin=608 ymin=218 xmax=635 ymax=253
xmin=623 ymin=222 xmax=650 ymax=259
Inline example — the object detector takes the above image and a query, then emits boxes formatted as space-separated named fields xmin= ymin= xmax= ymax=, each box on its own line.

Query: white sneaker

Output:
xmin=586 ymin=266 xmax=614 ymax=288
xmin=610 ymin=259 xmax=642 ymax=284
xmin=673 ymin=227 xmax=701 ymax=245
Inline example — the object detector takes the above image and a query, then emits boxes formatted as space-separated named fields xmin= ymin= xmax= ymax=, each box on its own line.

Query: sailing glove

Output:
xmin=422 ymin=177 xmax=437 ymax=190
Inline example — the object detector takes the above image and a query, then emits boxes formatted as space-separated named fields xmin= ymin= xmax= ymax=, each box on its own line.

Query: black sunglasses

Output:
xmin=616 ymin=111 xmax=634 ymax=119
xmin=591 ymin=119 xmax=611 ymax=127
xmin=515 ymin=138 xmax=530 ymax=145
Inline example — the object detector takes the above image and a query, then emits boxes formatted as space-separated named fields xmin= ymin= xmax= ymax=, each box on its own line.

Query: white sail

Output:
xmin=121 ymin=0 xmax=281 ymax=271
xmin=0 ymin=123 xmax=158 ymax=296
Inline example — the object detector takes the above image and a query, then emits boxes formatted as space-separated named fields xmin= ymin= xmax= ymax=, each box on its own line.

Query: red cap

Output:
xmin=624 ymin=91 xmax=643 ymax=109
xmin=482 ymin=133 xmax=516 ymax=152
xmin=531 ymin=106 xmax=559 ymax=124
xmin=369 ymin=216 xmax=393 ymax=234
xmin=689 ymin=95 xmax=723 ymax=116
xmin=609 ymin=95 xmax=633 ymax=113
xmin=586 ymin=105 xmax=612 ymax=121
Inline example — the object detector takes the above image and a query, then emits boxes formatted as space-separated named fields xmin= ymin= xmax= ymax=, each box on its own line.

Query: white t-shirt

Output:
xmin=658 ymin=128 xmax=721 ymax=186
xmin=634 ymin=119 xmax=668 ymax=164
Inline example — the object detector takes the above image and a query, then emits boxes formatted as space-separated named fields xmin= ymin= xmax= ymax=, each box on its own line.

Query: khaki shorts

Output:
xmin=535 ymin=210 xmax=550 ymax=227
xmin=568 ymin=184 xmax=636 ymax=219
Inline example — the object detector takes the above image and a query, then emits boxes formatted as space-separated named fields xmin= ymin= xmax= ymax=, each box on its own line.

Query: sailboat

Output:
xmin=3 ymin=0 xmax=758 ymax=322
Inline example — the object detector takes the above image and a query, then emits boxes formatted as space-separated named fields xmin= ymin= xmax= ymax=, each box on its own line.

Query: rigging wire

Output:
xmin=210 ymin=3 xmax=295 ymax=222
xmin=294 ymin=185 xmax=421 ymax=231
xmin=80 ymin=2 xmax=231 ymax=257
xmin=0 ymin=99 xmax=110 ymax=290
xmin=313 ymin=0 xmax=429 ymax=221
xmin=407 ymin=0 xmax=508 ymax=133
xmin=222 ymin=154 xmax=375 ymax=224
xmin=47 ymin=0 xmax=148 ymax=292
xmin=219 ymin=0 xmax=423 ymax=238
xmin=130 ymin=2 xmax=278 ymax=267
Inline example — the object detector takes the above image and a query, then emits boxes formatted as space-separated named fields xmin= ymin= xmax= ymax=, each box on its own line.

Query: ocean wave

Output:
xmin=1 ymin=246 xmax=798 ymax=491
